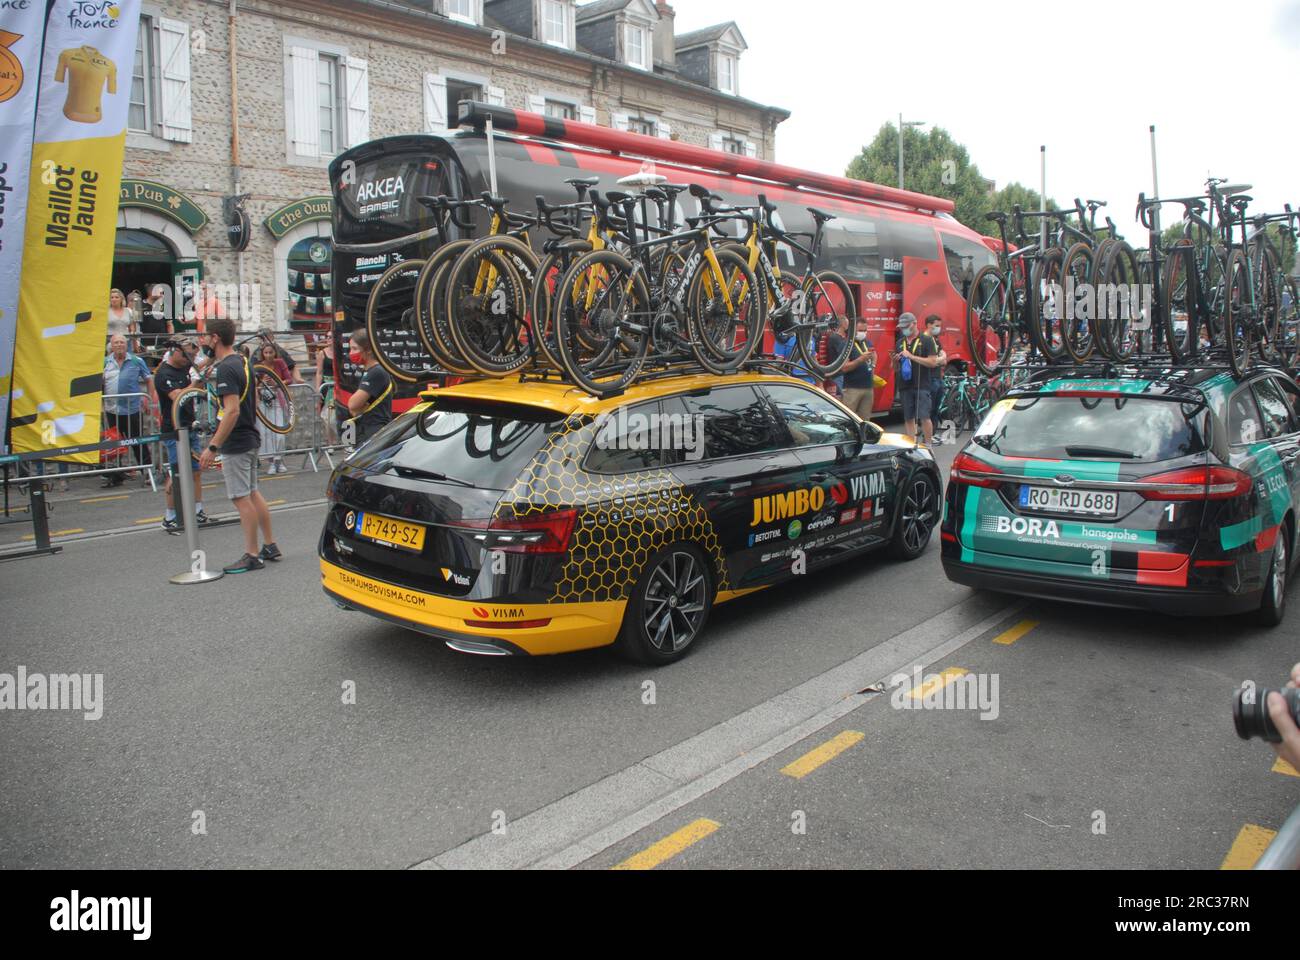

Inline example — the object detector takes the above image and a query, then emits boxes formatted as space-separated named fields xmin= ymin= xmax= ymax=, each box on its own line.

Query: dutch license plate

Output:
xmin=355 ymin=512 xmax=426 ymax=552
xmin=1019 ymin=485 xmax=1119 ymax=517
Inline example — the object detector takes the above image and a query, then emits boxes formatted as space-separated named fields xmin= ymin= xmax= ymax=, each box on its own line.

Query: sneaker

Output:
xmin=931 ymin=435 xmax=945 ymax=446
xmin=162 ymin=517 xmax=181 ymax=534
xmin=195 ymin=510 xmax=210 ymax=525
xmin=259 ymin=542 xmax=283 ymax=562
xmin=222 ymin=553 xmax=265 ymax=574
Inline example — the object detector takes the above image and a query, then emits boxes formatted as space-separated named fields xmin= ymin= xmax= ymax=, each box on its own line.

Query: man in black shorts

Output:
xmin=345 ymin=328 xmax=393 ymax=448
xmin=197 ymin=318 xmax=280 ymax=573
xmin=896 ymin=312 xmax=942 ymax=446
xmin=154 ymin=340 xmax=207 ymax=532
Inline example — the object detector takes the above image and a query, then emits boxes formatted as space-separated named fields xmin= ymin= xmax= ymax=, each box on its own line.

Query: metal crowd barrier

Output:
xmin=1254 ymin=804 xmax=1300 ymax=870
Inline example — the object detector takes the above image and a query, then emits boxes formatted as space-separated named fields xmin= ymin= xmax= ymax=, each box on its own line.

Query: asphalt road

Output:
xmin=1 ymin=433 xmax=1295 ymax=870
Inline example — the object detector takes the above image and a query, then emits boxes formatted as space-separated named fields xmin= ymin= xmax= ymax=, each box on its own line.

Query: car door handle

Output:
xmin=808 ymin=472 xmax=830 ymax=483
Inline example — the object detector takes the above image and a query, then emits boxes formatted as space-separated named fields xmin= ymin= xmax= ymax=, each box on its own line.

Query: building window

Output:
xmin=718 ymin=53 xmax=737 ymax=95
xmin=624 ymin=23 xmax=649 ymax=70
xmin=317 ymin=54 xmax=341 ymax=156
xmin=541 ymin=0 xmax=570 ymax=48
xmin=544 ymin=99 xmax=575 ymax=120
xmin=446 ymin=0 xmax=475 ymax=23
xmin=627 ymin=116 xmax=655 ymax=137
xmin=722 ymin=135 xmax=746 ymax=155
xmin=447 ymin=78 xmax=483 ymax=122
xmin=129 ymin=16 xmax=154 ymax=132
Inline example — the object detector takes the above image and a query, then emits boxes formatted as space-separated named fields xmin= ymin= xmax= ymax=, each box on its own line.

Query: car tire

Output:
xmin=1255 ymin=528 xmax=1289 ymax=627
xmin=614 ymin=543 xmax=714 ymax=665
xmin=890 ymin=471 xmax=940 ymax=561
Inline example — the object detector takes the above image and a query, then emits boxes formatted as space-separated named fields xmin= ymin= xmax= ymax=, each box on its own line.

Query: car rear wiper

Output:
xmin=1064 ymin=445 xmax=1138 ymax=459
xmin=392 ymin=465 xmax=477 ymax=488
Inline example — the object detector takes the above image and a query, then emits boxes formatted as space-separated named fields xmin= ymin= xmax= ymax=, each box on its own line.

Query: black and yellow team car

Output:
xmin=319 ymin=371 xmax=942 ymax=663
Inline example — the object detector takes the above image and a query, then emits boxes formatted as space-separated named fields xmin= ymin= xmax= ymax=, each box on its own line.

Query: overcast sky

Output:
xmin=669 ymin=0 xmax=1300 ymax=234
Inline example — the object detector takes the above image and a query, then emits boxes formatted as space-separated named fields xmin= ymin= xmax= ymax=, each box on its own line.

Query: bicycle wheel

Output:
xmin=252 ymin=364 xmax=295 ymax=435
xmin=794 ymin=270 xmax=855 ymax=378
xmin=1223 ymin=249 xmax=1253 ymax=377
xmin=365 ymin=259 xmax=430 ymax=384
xmin=965 ymin=266 xmax=1012 ymax=376
xmin=553 ymin=249 xmax=651 ymax=397
xmin=444 ymin=235 xmax=538 ymax=376
xmin=529 ymin=250 xmax=582 ymax=372
xmin=1028 ymin=247 xmax=1067 ymax=359
xmin=1096 ymin=240 xmax=1141 ymax=360
xmin=1252 ymin=243 xmax=1283 ymax=365
xmin=1162 ymin=243 xmax=1199 ymax=363
xmin=1279 ymin=275 xmax=1300 ymax=368
xmin=687 ymin=248 xmax=764 ymax=373
xmin=1059 ymin=242 xmax=1095 ymax=362
xmin=415 ymin=239 xmax=476 ymax=374
xmin=171 ymin=386 xmax=221 ymax=450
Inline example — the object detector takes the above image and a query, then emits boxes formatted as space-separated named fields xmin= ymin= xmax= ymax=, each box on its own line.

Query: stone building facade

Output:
xmin=116 ymin=0 xmax=789 ymax=331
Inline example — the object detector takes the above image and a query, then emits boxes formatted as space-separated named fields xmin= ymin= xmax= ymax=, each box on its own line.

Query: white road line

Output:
xmin=415 ymin=596 xmax=1029 ymax=871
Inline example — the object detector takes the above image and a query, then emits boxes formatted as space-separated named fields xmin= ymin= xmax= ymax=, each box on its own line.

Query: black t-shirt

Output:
xmin=154 ymin=361 xmax=192 ymax=433
xmin=352 ymin=364 xmax=393 ymax=445
xmin=900 ymin=334 xmax=938 ymax=391
xmin=843 ymin=338 xmax=876 ymax=389
xmin=140 ymin=303 xmax=167 ymax=336
xmin=213 ymin=354 xmax=261 ymax=453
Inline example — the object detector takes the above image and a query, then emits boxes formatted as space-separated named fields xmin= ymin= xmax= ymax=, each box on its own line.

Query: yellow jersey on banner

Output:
xmin=55 ymin=45 xmax=117 ymax=123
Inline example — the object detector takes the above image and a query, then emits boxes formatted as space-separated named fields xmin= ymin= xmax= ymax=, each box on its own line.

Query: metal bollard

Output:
xmin=169 ymin=427 xmax=223 ymax=585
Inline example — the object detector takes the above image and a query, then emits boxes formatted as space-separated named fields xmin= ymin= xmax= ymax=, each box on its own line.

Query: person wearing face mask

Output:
xmin=345 ymin=328 xmax=393 ymax=448
xmin=924 ymin=315 xmax=950 ymax=445
xmin=896 ymin=312 xmax=941 ymax=446
xmin=154 ymin=340 xmax=208 ymax=531
xmin=840 ymin=316 xmax=878 ymax=421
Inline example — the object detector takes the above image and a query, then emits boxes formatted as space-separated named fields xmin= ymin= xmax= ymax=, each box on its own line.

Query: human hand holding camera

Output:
xmin=1234 ymin=663 xmax=1300 ymax=772
xmin=1268 ymin=663 xmax=1300 ymax=772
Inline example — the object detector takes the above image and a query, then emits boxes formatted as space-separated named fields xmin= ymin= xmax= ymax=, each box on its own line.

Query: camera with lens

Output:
xmin=1233 ymin=685 xmax=1300 ymax=743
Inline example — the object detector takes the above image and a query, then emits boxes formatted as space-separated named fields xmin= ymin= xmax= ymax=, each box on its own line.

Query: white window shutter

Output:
xmin=424 ymin=72 xmax=448 ymax=132
xmin=743 ymin=140 xmax=758 ymax=158
xmin=157 ymin=18 xmax=192 ymax=142
xmin=655 ymin=119 xmax=671 ymax=139
xmin=344 ymin=57 xmax=370 ymax=147
xmin=527 ymin=94 xmax=545 ymax=114
xmin=487 ymin=85 xmax=506 ymax=106
xmin=611 ymin=112 xmax=629 ymax=131
xmin=578 ymin=104 xmax=596 ymax=125
xmin=708 ymin=132 xmax=724 ymax=152
xmin=289 ymin=46 xmax=320 ymax=157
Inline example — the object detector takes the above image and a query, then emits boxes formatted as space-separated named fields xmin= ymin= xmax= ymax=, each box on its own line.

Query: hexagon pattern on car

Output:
xmin=496 ymin=415 xmax=731 ymax=603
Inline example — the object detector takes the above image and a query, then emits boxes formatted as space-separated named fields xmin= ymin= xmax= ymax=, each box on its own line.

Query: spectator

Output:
xmin=197 ymin=318 xmax=280 ymax=573
xmin=259 ymin=328 xmax=303 ymax=384
xmin=256 ymin=343 xmax=291 ymax=474
xmin=840 ymin=316 xmax=878 ymax=421
xmin=106 ymin=289 xmax=135 ymax=346
xmin=346 ymin=328 xmax=393 ymax=447
xmin=823 ymin=316 xmax=850 ymax=399
xmin=190 ymin=280 xmax=226 ymax=334
xmin=925 ymin=315 xmax=950 ymax=445
xmin=137 ymin=284 xmax=171 ymax=353
xmin=896 ymin=312 xmax=941 ymax=446
xmin=102 ymin=334 xmax=155 ymax=488
xmin=154 ymin=340 xmax=207 ymax=532
xmin=772 ymin=330 xmax=818 ymax=386
xmin=315 ymin=334 xmax=341 ymax=445
xmin=1268 ymin=663 xmax=1300 ymax=775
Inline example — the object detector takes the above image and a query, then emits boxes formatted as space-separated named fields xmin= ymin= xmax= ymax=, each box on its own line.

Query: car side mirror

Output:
xmin=860 ymin=418 xmax=883 ymax=445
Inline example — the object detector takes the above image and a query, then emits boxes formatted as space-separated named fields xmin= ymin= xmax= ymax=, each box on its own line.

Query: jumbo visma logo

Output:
xmin=751 ymin=487 xmax=826 ymax=526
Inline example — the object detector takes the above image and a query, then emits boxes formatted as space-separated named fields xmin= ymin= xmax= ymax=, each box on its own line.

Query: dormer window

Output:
xmin=541 ymin=0 xmax=573 ymax=48
xmin=445 ymin=0 xmax=477 ymax=24
xmin=624 ymin=22 xmax=649 ymax=70
xmin=718 ymin=53 xmax=737 ymax=95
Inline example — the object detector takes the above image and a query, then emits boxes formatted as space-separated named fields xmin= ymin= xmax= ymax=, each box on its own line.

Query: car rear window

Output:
xmin=973 ymin=395 xmax=1206 ymax=462
xmin=347 ymin=398 xmax=567 ymax=490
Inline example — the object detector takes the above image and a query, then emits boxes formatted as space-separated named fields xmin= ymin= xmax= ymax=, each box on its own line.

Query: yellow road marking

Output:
xmin=1220 ymin=824 xmax=1276 ymax=869
xmin=781 ymin=730 xmax=865 ymax=780
xmin=1272 ymin=758 xmax=1300 ymax=778
xmin=614 ymin=819 xmax=720 ymax=870
xmin=993 ymin=619 xmax=1039 ymax=646
xmin=134 ymin=516 xmax=165 ymax=525
xmin=81 ymin=495 xmax=129 ymax=504
xmin=21 ymin=528 xmax=83 ymax=540
xmin=265 ymin=499 xmax=286 ymax=506
xmin=908 ymin=667 xmax=970 ymax=701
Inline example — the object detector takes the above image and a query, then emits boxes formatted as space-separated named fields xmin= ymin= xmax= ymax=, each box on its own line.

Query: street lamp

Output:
xmin=898 ymin=114 xmax=926 ymax=192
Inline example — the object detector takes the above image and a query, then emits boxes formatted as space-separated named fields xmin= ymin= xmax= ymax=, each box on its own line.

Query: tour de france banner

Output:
xmin=10 ymin=0 xmax=141 ymax=461
xmin=0 ymin=0 xmax=50 ymax=455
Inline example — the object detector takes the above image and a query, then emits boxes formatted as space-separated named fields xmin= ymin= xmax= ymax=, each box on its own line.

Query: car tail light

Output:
xmin=458 ymin=509 xmax=578 ymax=554
xmin=951 ymin=451 xmax=1001 ymax=488
xmin=1139 ymin=466 xmax=1252 ymax=501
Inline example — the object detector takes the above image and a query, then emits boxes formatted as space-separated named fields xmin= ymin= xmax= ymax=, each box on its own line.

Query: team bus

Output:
xmin=327 ymin=102 xmax=997 ymax=415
